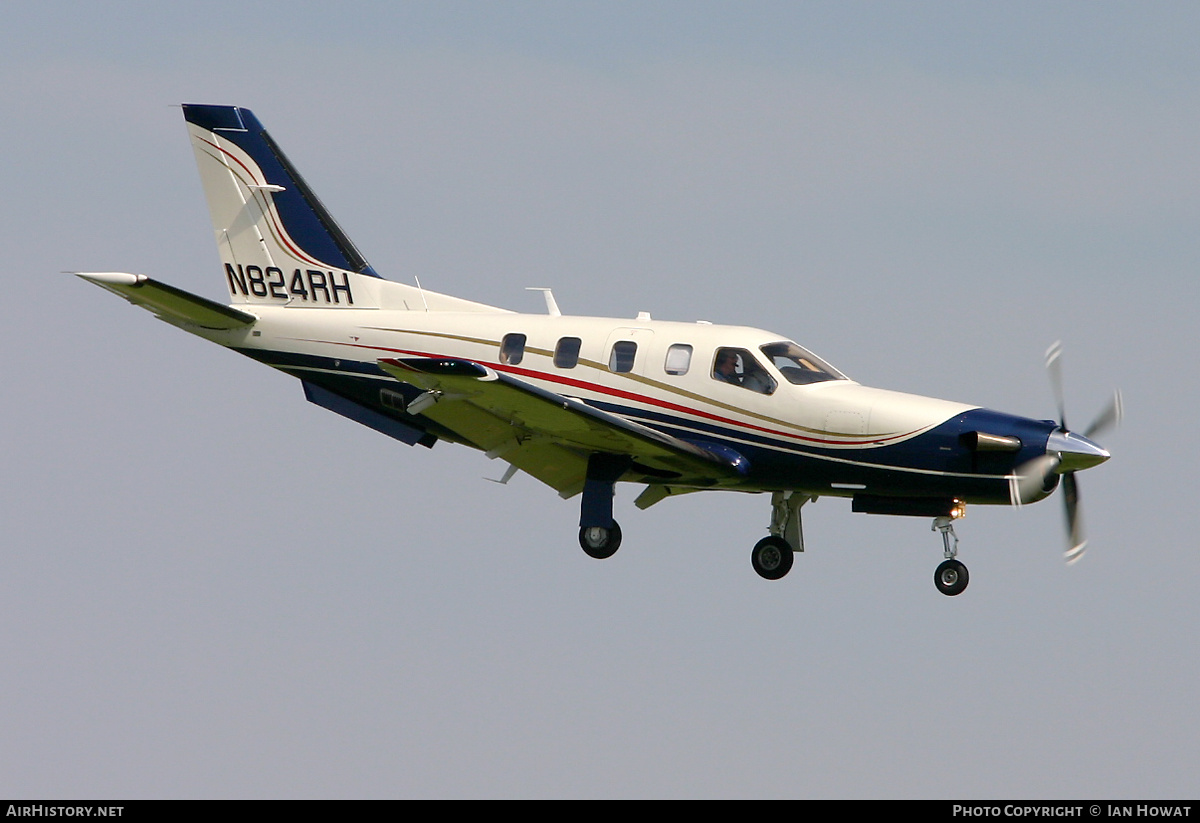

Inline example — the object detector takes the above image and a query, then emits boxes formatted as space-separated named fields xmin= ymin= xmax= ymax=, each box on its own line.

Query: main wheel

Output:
xmin=934 ymin=559 xmax=969 ymax=596
xmin=751 ymin=536 xmax=794 ymax=580
xmin=579 ymin=521 xmax=622 ymax=559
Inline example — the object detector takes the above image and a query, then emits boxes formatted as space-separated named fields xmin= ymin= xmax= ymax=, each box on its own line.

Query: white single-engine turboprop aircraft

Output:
xmin=77 ymin=104 xmax=1121 ymax=595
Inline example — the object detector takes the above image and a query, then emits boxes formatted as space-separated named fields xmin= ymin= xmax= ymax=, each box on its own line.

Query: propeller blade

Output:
xmin=1008 ymin=454 xmax=1061 ymax=507
xmin=1040 ymin=341 xmax=1117 ymax=565
xmin=1083 ymin=389 xmax=1123 ymax=440
xmin=1062 ymin=471 xmax=1086 ymax=565
xmin=1045 ymin=340 xmax=1068 ymax=430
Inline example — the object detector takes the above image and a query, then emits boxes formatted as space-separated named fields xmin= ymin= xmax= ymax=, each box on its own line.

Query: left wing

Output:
xmin=73 ymin=272 xmax=256 ymax=329
xmin=377 ymin=357 xmax=747 ymax=497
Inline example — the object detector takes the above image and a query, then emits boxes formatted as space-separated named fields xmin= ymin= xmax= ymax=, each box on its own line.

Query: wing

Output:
xmin=377 ymin=357 xmax=747 ymax=497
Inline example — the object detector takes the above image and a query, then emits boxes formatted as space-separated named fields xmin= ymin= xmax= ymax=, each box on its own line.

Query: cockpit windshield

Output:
xmin=760 ymin=341 xmax=847 ymax=385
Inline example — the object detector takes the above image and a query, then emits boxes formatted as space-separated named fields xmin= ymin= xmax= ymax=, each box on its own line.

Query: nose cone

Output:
xmin=1046 ymin=429 xmax=1110 ymax=472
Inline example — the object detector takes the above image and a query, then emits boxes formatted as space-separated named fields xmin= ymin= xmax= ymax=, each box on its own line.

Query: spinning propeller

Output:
xmin=1008 ymin=341 xmax=1122 ymax=564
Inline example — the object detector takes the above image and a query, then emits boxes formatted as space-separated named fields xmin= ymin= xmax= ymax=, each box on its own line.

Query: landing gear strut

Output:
xmin=750 ymin=491 xmax=809 ymax=580
xmin=577 ymin=453 xmax=630 ymax=560
xmin=932 ymin=514 xmax=969 ymax=596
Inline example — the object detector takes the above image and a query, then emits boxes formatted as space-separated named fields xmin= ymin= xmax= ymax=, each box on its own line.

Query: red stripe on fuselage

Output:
xmin=294 ymin=337 xmax=932 ymax=449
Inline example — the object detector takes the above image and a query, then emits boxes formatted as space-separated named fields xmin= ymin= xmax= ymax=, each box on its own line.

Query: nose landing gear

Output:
xmin=932 ymin=513 xmax=969 ymax=596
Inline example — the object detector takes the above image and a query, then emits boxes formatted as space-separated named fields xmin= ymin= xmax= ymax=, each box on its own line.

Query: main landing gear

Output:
xmin=576 ymin=453 xmax=631 ymax=561
xmin=932 ymin=514 xmax=969 ymax=596
xmin=750 ymin=491 xmax=808 ymax=580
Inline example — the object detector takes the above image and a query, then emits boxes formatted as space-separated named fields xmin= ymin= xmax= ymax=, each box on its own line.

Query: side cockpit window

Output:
xmin=500 ymin=333 xmax=526 ymax=365
xmin=712 ymin=347 xmax=776 ymax=394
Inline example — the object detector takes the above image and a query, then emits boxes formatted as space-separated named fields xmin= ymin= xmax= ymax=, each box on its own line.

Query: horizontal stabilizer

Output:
xmin=73 ymin=272 xmax=256 ymax=329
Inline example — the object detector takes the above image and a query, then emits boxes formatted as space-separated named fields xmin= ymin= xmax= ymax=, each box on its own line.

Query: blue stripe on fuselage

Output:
xmin=235 ymin=346 xmax=1053 ymax=503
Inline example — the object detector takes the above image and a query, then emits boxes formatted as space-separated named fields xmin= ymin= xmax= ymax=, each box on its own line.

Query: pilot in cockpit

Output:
xmin=713 ymin=348 xmax=776 ymax=394
xmin=713 ymin=350 xmax=742 ymax=385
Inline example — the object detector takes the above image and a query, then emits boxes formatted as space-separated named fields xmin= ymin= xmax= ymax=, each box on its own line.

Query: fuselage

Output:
xmin=191 ymin=304 xmax=1060 ymax=507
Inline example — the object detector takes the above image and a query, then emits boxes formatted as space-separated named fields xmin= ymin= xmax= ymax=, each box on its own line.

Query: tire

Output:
xmin=751 ymin=536 xmax=794 ymax=580
xmin=579 ymin=522 xmax=622 ymax=559
xmin=934 ymin=559 xmax=969 ymax=596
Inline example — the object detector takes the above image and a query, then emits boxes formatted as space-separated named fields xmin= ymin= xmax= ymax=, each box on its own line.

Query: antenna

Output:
xmin=413 ymin=276 xmax=430 ymax=312
xmin=526 ymin=287 xmax=562 ymax=316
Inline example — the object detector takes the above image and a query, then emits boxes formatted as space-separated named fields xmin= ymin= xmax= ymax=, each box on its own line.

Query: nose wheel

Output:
xmin=932 ymin=514 xmax=969 ymax=596
xmin=934 ymin=558 xmax=969 ymax=596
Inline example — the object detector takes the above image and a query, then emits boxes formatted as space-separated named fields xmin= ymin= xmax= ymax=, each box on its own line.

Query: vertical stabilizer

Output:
xmin=182 ymin=104 xmax=507 ymax=314
xmin=183 ymin=104 xmax=390 ymax=308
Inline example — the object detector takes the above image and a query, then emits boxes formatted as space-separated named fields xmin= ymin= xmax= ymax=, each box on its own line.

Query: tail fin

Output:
xmin=184 ymin=104 xmax=391 ymax=308
xmin=181 ymin=103 xmax=403 ymax=309
xmin=186 ymin=103 xmax=511 ymax=316
xmin=184 ymin=105 xmax=505 ymax=313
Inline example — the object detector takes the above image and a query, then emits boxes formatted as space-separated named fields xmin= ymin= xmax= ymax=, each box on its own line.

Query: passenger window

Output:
xmin=609 ymin=340 xmax=637 ymax=373
xmin=554 ymin=337 xmax=582 ymax=369
xmin=712 ymin=347 xmax=776 ymax=394
xmin=500 ymin=333 xmax=526 ymax=365
xmin=664 ymin=344 xmax=692 ymax=375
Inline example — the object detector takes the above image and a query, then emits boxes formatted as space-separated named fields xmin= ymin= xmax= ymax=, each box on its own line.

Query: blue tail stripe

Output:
xmin=181 ymin=104 xmax=247 ymax=132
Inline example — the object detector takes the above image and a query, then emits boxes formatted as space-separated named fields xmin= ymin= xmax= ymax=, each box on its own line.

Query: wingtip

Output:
xmin=71 ymin=271 xmax=147 ymax=286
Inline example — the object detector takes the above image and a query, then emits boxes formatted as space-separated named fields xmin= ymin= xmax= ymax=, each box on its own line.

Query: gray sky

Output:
xmin=3 ymin=1 xmax=1196 ymax=798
